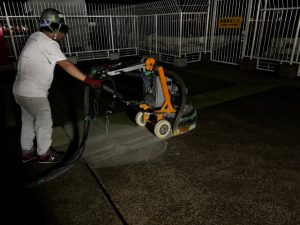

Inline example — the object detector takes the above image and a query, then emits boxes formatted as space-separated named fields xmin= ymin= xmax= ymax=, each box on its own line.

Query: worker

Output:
xmin=13 ymin=8 xmax=100 ymax=163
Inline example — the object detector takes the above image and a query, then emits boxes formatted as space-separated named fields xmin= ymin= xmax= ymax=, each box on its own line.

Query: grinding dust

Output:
xmin=83 ymin=121 xmax=167 ymax=169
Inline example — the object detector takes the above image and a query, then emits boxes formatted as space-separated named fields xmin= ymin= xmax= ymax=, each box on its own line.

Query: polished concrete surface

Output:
xmin=1 ymin=60 xmax=300 ymax=225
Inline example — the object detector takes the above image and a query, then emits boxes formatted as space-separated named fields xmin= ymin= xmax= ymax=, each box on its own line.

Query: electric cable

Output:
xmin=23 ymin=61 xmax=192 ymax=188
xmin=24 ymin=80 xmax=129 ymax=224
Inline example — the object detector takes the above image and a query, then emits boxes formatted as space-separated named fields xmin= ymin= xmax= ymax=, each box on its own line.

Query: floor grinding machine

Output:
xmin=25 ymin=57 xmax=197 ymax=187
xmin=88 ymin=57 xmax=197 ymax=138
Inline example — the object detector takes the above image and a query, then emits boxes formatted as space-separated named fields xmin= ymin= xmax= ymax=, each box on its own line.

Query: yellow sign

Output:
xmin=219 ymin=17 xmax=243 ymax=29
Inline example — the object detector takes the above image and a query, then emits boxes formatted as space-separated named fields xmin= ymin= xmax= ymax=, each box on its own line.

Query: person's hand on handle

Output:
xmin=83 ymin=76 xmax=102 ymax=89
xmin=57 ymin=60 xmax=102 ymax=89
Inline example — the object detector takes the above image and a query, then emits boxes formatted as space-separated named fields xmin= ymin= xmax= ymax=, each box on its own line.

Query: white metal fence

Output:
xmin=210 ymin=0 xmax=251 ymax=65
xmin=136 ymin=0 xmax=210 ymax=63
xmin=0 ymin=1 xmax=138 ymax=61
xmin=1 ymin=0 xmax=300 ymax=72
xmin=244 ymin=0 xmax=300 ymax=71
xmin=0 ymin=0 xmax=210 ymax=63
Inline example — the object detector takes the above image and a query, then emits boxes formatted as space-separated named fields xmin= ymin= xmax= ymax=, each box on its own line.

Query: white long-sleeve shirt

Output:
xmin=13 ymin=31 xmax=67 ymax=97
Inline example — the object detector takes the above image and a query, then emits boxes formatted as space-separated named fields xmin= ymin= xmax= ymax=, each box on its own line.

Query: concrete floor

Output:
xmin=1 ymin=60 xmax=300 ymax=225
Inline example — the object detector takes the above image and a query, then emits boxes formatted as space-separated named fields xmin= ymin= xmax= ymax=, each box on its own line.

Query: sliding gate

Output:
xmin=246 ymin=0 xmax=300 ymax=71
xmin=210 ymin=0 xmax=253 ymax=64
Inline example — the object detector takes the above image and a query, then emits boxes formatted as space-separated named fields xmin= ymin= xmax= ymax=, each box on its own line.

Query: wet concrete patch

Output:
xmin=91 ymin=86 xmax=300 ymax=225
xmin=83 ymin=114 xmax=168 ymax=169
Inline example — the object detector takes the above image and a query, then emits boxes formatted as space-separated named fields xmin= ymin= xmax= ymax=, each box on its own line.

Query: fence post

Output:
xmin=0 ymin=27 xmax=9 ymax=64
xmin=204 ymin=0 xmax=211 ymax=53
xmin=3 ymin=2 xmax=18 ymax=61
xmin=155 ymin=14 xmax=158 ymax=54
xmin=110 ymin=15 xmax=115 ymax=51
xmin=179 ymin=11 xmax=183 ymax=58
xmin=290 ymin=18 xmax=300 ymax=65
xmin=241 ymin=0 xmax=253 ymax=59
xmin=63 ymin=16 xmax=72 ymax=56
xmin=134 ymin=15 xmax=138 ymax=53
xmin=209 ymin=0 xmax=218 ymax=60
xmin=250 ymin=0 xmax=262 ymax=60
xmin=255 ymin=0 xmax=268 ymax=62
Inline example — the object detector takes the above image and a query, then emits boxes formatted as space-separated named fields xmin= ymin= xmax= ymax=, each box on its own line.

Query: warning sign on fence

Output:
xmin=218 ymin=17 xmax=243 ymax=29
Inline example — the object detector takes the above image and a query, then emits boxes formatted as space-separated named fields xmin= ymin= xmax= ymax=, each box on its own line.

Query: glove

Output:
xmin=83 ymin=77 xmax=102 ymax=89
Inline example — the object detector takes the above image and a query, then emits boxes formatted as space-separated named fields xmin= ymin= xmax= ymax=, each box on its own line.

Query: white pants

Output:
xmin=14 ymin=95 xmax=52 ymax=155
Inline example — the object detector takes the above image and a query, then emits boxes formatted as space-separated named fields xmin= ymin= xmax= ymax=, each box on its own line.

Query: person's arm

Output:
xmin=57 ymin=59 xmax=102 ymax=88
xmin=57 ymin=59 xmax=86 ymax=81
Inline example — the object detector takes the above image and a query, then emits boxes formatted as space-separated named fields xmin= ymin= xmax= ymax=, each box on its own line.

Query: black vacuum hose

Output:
xmin=24 ymin=64 xmax=185 ymax=188
xmin=164 ymin=69 xmax=187 ymax=134
xmin=24 ymin=85 xmax=92 ymax=188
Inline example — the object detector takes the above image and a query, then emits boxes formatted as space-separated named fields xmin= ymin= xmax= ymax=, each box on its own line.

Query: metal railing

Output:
xmin=244 ymin=0 xmax=300 ymax=71
xmin=1 ymin=0 xmax=300 ymax=72
xmin=0 ymin=0 xmax=210 ymax=64
xmin=135 ymin=0 xmax=210 ymax=63
xmin=210 ymin=0 xmax=251 ymax=65
xmin=0 ymin=1 xmax=138 ymax=61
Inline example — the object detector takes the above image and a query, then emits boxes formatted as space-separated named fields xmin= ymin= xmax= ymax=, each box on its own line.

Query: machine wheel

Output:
xmin=135 ymin=112 xmax=146 ymax=127
xmin=154 ymin=120 xmax=171 ymax=138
